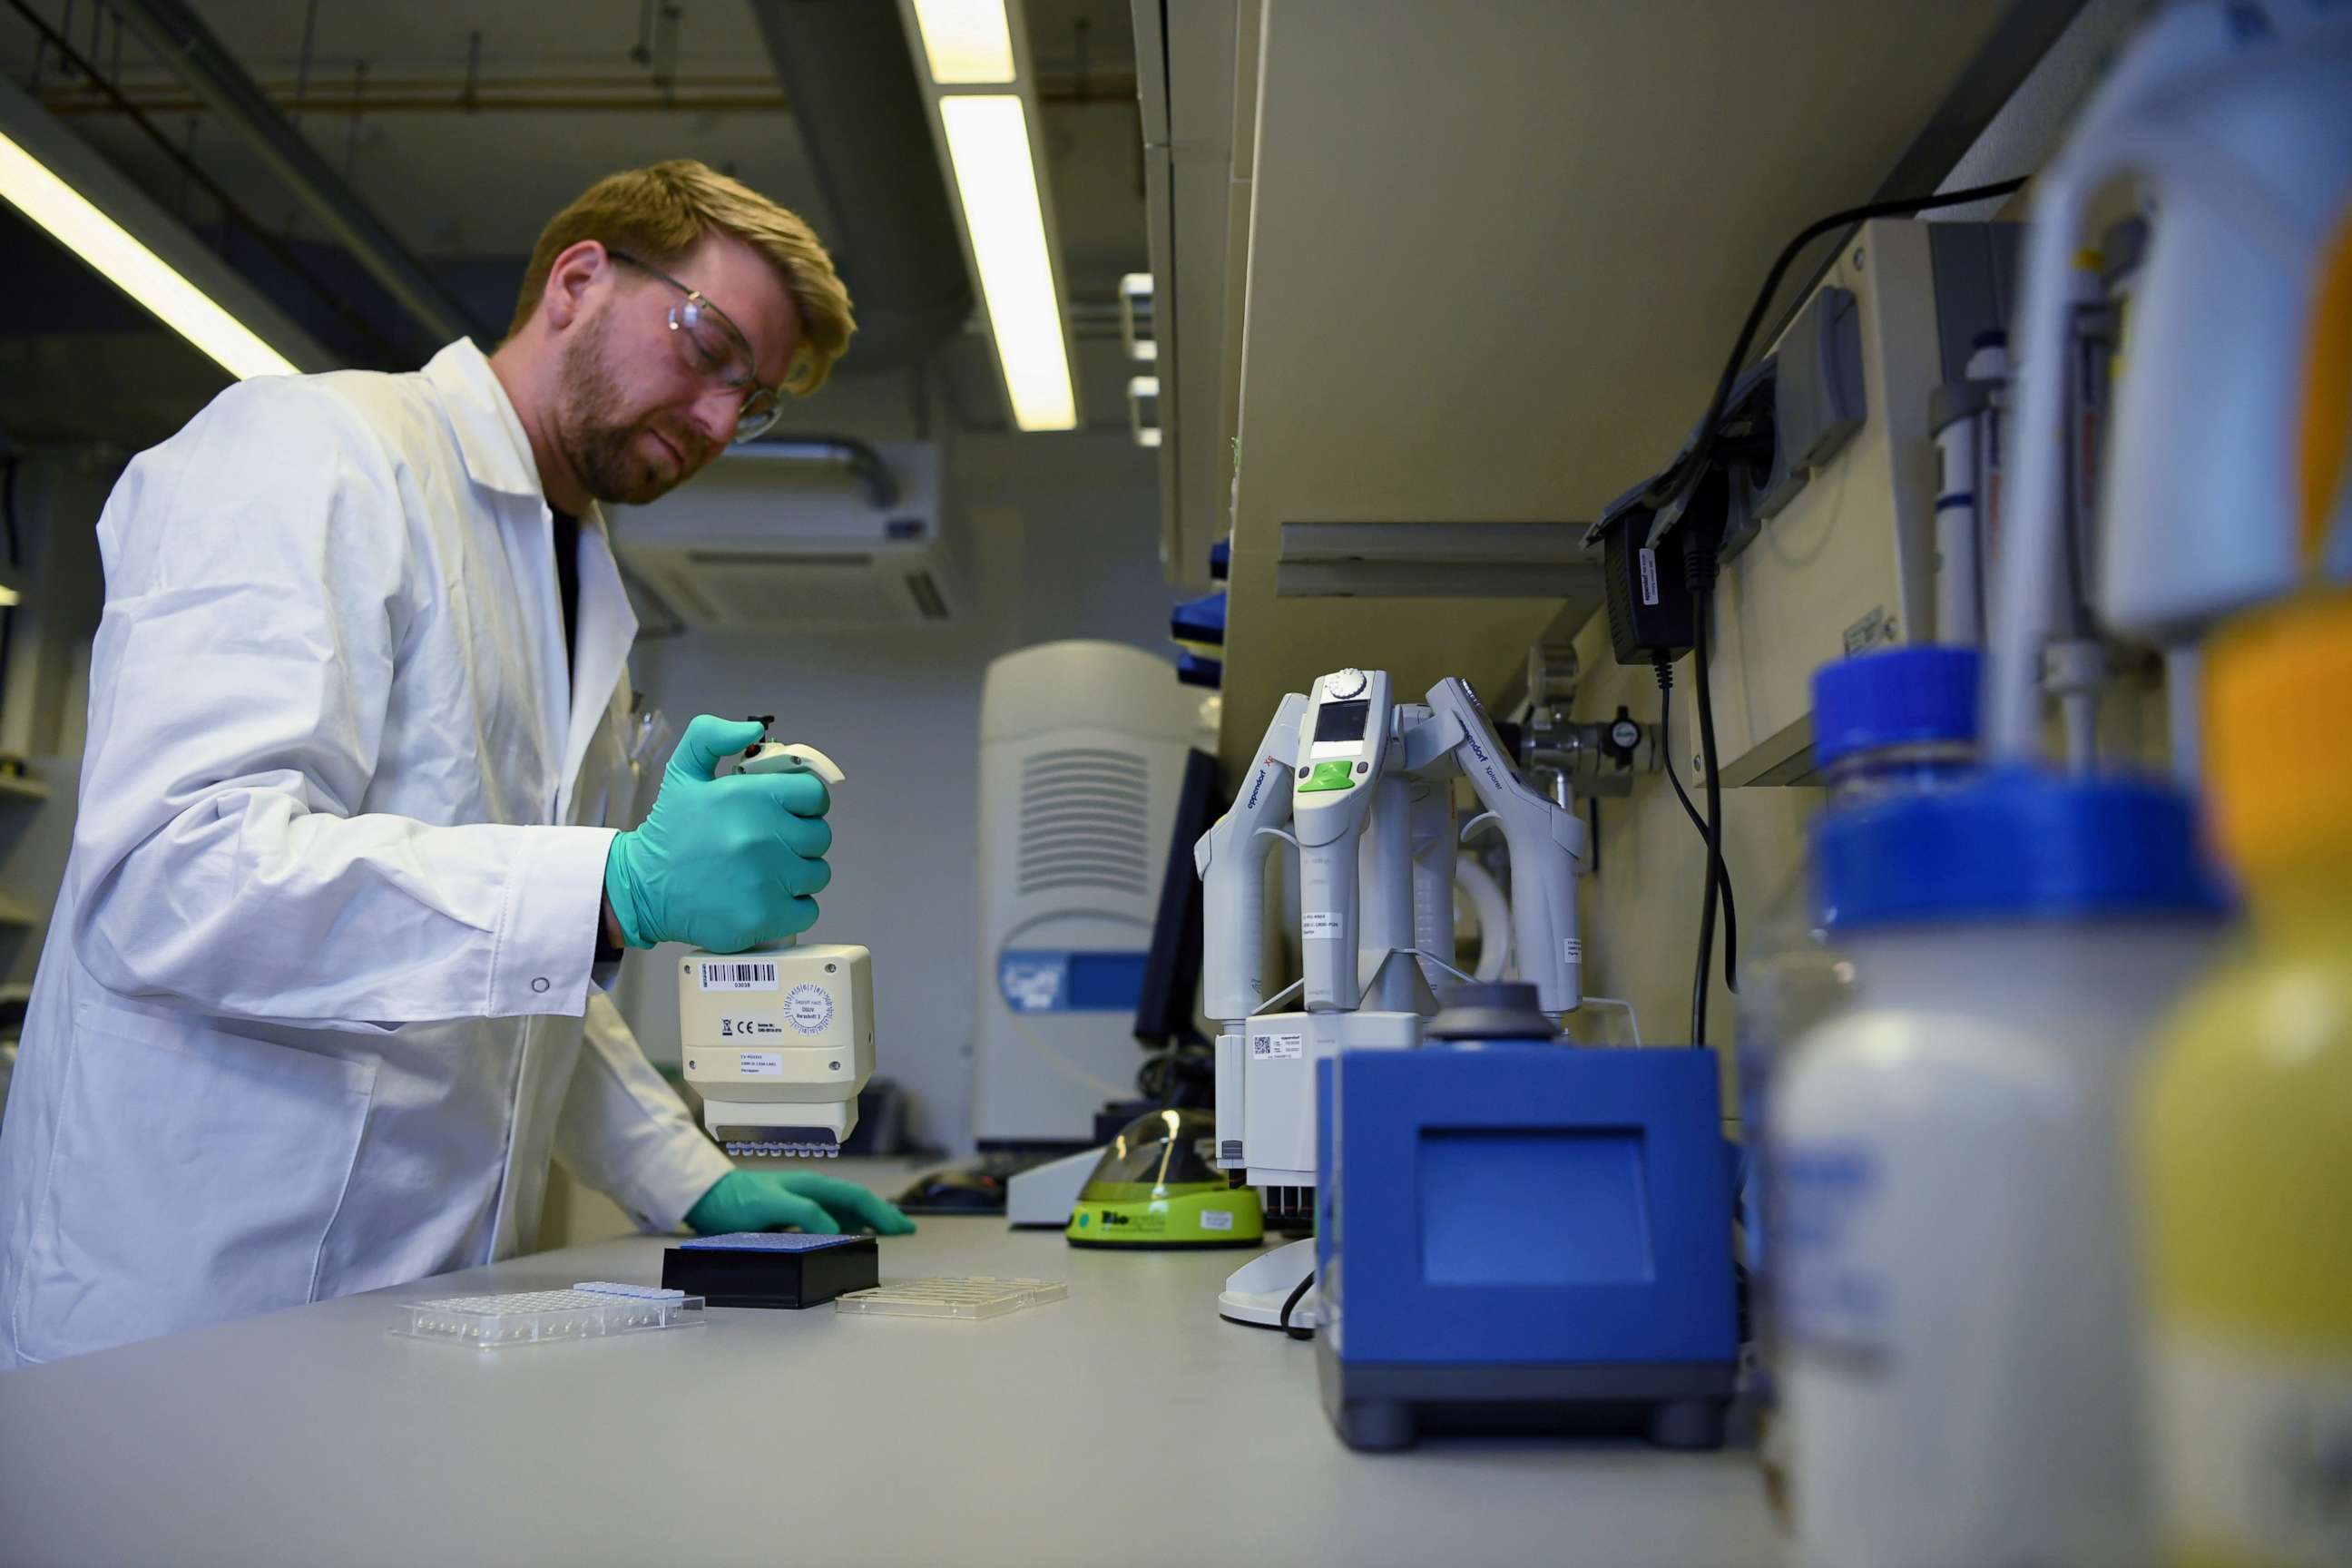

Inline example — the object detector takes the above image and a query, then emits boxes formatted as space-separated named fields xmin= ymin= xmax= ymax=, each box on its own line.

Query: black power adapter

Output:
xmin=1600 ymin=501 xmax=1695 ymax=665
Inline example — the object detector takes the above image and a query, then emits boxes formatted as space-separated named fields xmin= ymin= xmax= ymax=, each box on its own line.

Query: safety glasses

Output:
xmin=607 ymin=250 xmax=784 ymax=444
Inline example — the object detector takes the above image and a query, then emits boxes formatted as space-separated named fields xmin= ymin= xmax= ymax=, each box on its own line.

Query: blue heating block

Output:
xmin=1316 ymin=1045 xmax=1740 ymax=1452
xmin=679 ymin=1232 xmax=872 ymax=1252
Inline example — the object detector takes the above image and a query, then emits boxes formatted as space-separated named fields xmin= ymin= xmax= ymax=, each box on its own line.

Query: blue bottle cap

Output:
xmin=1815 ymin=767 xmax=2230 ymax=932
xmin=1811 ymin=645 xmax=1981 ymax=771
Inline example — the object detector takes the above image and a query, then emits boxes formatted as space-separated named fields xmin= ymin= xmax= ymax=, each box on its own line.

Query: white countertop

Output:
xmin=0 ymin=1162 xmax=1784 ymax=1568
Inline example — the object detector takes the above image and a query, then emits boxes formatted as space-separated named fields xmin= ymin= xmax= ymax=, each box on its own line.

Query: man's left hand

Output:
xmin=685 ymin=1170 xmax=916 ymax=1236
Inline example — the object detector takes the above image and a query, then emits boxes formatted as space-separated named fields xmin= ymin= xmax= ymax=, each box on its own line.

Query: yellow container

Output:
xmin=2138 ymin=591 xmax=2352 ymax=1567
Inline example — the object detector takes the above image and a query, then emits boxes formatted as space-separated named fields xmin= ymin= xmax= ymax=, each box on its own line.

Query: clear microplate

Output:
xmin=395 ymin=1286 xmax=706 ymax=1349
xmin=834 ymin=1276 xmax=1068 ymax=1321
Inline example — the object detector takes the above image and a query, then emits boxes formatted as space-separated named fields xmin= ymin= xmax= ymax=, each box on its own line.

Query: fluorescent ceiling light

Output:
xmin=0 ymin=129 xmax=297 ymax=381
xmin=911 ymin=0 xmax=1016 ymax=84
xmin=939 ymin=95 xmax=1075 ymax=433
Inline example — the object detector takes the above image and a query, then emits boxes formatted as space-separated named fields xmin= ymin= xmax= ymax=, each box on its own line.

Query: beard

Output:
xmin=554 ymin=311 xmax=706 ymax=506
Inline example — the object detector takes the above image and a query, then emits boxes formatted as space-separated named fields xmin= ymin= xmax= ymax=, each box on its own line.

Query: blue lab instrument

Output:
xmin=1315 ymin=984 xmax=1740 ymax=1451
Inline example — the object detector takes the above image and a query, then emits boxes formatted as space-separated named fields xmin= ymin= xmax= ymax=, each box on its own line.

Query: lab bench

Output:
xmin=0 ymin=1161 xmax=1782 ymax=1568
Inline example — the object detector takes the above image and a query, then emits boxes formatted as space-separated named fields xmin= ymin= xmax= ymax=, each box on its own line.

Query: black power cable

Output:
xmin=1279 ymin=1269 xmax=1316 ymax=1341
xmin=1641 ymin=176 xmax=2029 ymax=516
xmin=1655 ymin=658 xmax=1737 ymax=1047
xmin=1639 ymin=173 xmax=2030 ymax=1046
xmin=1689 ymin=576 xmax=1730 ymax=1044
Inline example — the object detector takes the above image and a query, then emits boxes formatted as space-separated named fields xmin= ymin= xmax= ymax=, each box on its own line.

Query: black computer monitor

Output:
xmin=1132 ymin=747 xmax=1225 ymax=1054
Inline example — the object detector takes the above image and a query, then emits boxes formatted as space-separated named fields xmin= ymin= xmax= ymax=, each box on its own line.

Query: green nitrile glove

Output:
xmin=685 ymin=1170 xmax=918 ymax=1237
xmin=603 ymin=714 xmax=831 ymax=953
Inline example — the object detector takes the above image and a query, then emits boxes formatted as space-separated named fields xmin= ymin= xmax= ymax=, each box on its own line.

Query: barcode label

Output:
xmin=1301 ymin=911 xmax=1343 ymax=938
xmin=699 ymin=961 xmax=779 ymax=992
xmin=1250 ymin=1033 xmax=1304 ymax=1061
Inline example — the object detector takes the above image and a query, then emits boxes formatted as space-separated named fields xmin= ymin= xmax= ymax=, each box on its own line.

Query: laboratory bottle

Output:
xmin=2137 ymin=592 xmax=2352 ymax=1568
xmin=1738 ymin=644 xmax=1982 ymax=1524
xmin=1772 ymin=768 xmax=2225 ymax=1568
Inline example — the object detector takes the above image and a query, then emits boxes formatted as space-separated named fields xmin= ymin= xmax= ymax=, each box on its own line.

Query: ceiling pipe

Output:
xmin=107 ymin=0 xmax=486 ymax=352
xmin=747 ymin=0 xmax=973 ymax=373
xmin=731 ymin=435 xmax=900 ymax=510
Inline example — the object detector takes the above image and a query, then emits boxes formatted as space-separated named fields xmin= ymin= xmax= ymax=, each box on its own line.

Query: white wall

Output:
xmin=612 ymin=430 xmax=1180 ymax=1152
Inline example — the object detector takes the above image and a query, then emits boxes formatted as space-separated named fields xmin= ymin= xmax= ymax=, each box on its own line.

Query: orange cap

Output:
xmin=2205 ymin=590 xmax=2352 ymax=875
xmin=2299 ymin=206 xmax=2352 ymax=570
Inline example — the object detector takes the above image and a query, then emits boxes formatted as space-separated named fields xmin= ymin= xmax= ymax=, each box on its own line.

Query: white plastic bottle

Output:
xmin=1743 ymin=646 xmax=1983 ymax=1522
xmin=1773 ymin=770 xmax=2224 ymax=1567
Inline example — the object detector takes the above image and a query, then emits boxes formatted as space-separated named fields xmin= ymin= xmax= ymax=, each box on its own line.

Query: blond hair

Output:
xmin=509 ymin=159 xmax=855 ymax=396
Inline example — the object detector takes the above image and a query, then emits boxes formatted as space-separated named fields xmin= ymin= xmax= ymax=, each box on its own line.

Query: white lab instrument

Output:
xmin=1204 ymin=670 xmax=1589 ymax=1328
xmin=1988 ymin=0 xmax=2352 ymax=765
xmin=395 ymin=1284 xmax=706 ymax=1350
xmin=677 ymin=740 xmax=875 ymax=1157
xmin=1694 ymin=220 xmax=2018 ymax=786
xmin=1292 ymin=667 xmax=1396 ymax=1013
xmin=1930 ymin=334 xmax=2007 ymax=646
xmin=1773 ymin=779 xmax=2220 ymax=1568
xmin=1426 ymin=677 xmax=1583 ymax=1014
xmin=1195 ymin=692 xmax=1309 ymax=1034
xmin=1004 ymin=1146 xmax=1104 ymax=1229
xmin=973 ymin=642 xmax=1202 ymax=1145
xmin=0 ymin=340 xmax=734 ymax=1371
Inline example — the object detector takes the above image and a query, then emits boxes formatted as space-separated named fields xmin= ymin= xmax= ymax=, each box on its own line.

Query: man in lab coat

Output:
xmin=0 ymin=160 xmax=911 ymax=1369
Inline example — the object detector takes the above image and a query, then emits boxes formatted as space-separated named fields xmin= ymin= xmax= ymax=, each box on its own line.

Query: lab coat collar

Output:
xmin=421 ymin=339 xmax=641 ymax=812
xmin=421 ymin=338 xmax=546 ymax=501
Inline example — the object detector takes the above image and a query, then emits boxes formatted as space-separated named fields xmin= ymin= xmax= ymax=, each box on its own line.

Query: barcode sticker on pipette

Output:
xmin=1250 ymin=1033 xmax=1304 ymax=1061
xmin=699 ymin=961 xmax=779 ymax=991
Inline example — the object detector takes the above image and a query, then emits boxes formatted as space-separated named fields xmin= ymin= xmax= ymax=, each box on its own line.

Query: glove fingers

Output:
xmin=766 ymin=1193 xmax=841 ymax=1235
xmin=775 ymin=812 xmax=831 ymax=861
xmin=748 ymin=769 xmax=829 ymax=818
xmin=845 ymin=1189 xmax=918 ymax=1236
xmin=671 ymin=715 xmax=766 ymax=784
xmin=780 ymin=854 xmax=832 ymax=898
xmin=789 ymin=1175 xmax=916 ymax=1237
xmin=780 ymin=895 xmax=819 ymax=935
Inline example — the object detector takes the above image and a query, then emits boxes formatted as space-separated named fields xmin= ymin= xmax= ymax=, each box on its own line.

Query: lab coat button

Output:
xmin=532 ymin=976 xmax=551 ymax=994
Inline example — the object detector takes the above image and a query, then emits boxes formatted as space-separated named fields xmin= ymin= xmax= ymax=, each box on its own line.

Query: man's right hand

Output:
xmin=602 ymin=715 xmax=831 ymax=952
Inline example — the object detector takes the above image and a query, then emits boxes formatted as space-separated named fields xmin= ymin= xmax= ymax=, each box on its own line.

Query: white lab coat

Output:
xmin=0 ymin=340 xmax=732 ymax=1368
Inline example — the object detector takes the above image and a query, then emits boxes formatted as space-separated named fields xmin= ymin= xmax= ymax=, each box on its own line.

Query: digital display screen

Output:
xmin=1314 ymin=699 xmax=1370 ymax=743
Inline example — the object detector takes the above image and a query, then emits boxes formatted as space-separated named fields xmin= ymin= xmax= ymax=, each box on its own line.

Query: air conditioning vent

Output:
xmin=609 ymin=442 xmax=962 ymax=630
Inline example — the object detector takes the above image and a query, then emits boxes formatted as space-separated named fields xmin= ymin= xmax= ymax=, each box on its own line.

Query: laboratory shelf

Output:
xmin=1191 ymin=1 xmax=2051 ymax=782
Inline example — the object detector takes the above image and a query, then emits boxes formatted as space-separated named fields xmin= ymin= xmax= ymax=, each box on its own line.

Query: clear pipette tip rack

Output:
xmin=835 ymin=1277 xmax=1069 ymax=1320
xmin=394 ymin=1283 xmax=706 ymax=1349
